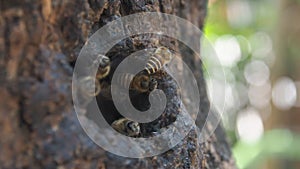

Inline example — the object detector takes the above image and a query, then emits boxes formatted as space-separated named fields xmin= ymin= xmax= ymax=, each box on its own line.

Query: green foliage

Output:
xmin=233 ymin=130 xmax=300 ymax=169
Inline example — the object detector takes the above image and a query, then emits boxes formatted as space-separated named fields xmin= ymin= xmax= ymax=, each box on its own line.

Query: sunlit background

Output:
xmin=203 ymin=0 xmax=300 ymax=168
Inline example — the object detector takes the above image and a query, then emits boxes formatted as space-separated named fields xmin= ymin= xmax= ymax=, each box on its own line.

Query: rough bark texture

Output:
xmin=0 ymin=0 xmax=236 ymax=168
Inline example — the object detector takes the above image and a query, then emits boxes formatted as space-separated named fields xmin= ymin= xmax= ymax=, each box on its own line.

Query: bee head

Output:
xmin=138 ymin=75 xmax=150 ymax=90
xmin=99 ymin=55 xmax=110 ymax=68
xmin=148 ymin=77 xmax=158 ymax=91
xmin=155 ymin=47 xmax=172 ymax=62
xmin=126 ymin=121 xmax=140 ymax=134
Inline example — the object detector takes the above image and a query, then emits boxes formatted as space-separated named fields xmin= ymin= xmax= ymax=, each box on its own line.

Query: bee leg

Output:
xmin=148 ymin=77 xmax=158 ymax=92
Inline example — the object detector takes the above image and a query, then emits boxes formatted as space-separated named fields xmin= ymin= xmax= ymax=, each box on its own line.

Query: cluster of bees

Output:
xmin=79 ymin=47 xmax=173 ymax=137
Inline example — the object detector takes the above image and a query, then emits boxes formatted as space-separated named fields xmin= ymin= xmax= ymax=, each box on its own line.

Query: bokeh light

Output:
xmin=272 ymin=77 xmax=297 ymax=110
xmin=244 ymin=60 xmax=270 ymax=86
xmin=236 ymin=108 xmax=264 ymax=143
xmin=248 ymin=82 xmax=272 ymax=109
xmin=215 ymin=35 xmax=241 ymax=67
xmin=206 ymin=78 xmax=225 ymax=112
xmin=249 ymin=32 xmax=273 ymax=59
xmin=235 ymin=82 xmax=249 ymax=109
xmin=226 ymin=0 xmax=253 ymax=28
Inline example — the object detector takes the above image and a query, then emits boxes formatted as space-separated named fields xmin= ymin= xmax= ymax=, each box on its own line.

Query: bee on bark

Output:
xmin=111 ymin=118 xmax=140 ymax=137
xmin=144 ymin=47 xmax=173 ymax=74
xmin=94 ymin=54 xmax=111 ymax=80
xmin=79 ymin=76 xmax=101 ymax=97
xmin=115 ymin=73 xmax=157 ymax=93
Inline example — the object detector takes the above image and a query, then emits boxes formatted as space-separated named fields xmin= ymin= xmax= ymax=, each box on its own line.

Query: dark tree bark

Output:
xmin=0 ymin=0 xmax=236 ymax=168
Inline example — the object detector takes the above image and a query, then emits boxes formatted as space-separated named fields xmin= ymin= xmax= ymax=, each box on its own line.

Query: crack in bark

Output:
xmin=158 ymin=0 xmax=165 ymax=13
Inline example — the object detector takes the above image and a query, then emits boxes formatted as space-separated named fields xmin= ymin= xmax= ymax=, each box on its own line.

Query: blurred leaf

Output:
xmin=233 ymin=130 xmax=300 ymax=169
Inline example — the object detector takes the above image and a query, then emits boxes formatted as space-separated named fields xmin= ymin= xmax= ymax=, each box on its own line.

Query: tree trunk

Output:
xmin=0 ymin=0 xmax=236 ymax=168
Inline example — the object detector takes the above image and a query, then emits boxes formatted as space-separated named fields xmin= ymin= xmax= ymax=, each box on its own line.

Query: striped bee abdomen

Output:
xmin=145 ymin=55 xmax=163 ymax=74
xmin=144 ymin=47 xmax=173 ymax=75
xmin=114 ymin=73 xmax=157 ymax=93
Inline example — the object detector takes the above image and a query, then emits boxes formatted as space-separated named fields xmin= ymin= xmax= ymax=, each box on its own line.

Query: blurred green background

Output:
xmin=203 ymin=0 xmax=300 ymax=168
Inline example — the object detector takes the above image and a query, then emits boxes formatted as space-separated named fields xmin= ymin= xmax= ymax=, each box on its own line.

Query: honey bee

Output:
xmin=115 ymin=73 xmax=157 ymax=93
xmin=111 ymin=118 xmax=140 ymax=137
xmin=94 ymin=54 xmax=111 ymax=80
xmin=79 ymin=76 xmax=101 ymax=97
xmin=144 ymin=47 xmax=173 ymax=74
